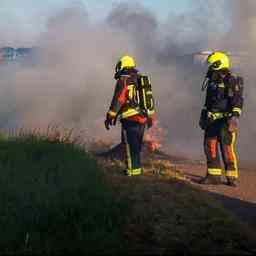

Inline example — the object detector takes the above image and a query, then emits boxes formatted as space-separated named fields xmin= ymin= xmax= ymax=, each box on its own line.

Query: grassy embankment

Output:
xmin=0 ymin=131 xmax=128 ymax=254
xmin=0 ymin=129 xmax=255 ymax=255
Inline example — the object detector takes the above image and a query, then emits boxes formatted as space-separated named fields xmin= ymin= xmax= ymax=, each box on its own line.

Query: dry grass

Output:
xmin=94 ymin=142 xmax=256 ymax=255
xmin=0 ymin=125 xmax=89 ymax=146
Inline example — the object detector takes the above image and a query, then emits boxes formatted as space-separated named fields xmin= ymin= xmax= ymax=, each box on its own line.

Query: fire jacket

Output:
xmin=202 ymin=69 xmax=244 ymax=119
xmin=108 ymin=68 xmax=148 ymax=124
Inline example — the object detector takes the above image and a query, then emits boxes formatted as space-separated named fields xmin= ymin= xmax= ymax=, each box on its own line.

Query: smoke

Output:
xmin=224 ymin=0 xmax=256 ymax=164
xmin=0 ymin=1 xmax=255 ymax=163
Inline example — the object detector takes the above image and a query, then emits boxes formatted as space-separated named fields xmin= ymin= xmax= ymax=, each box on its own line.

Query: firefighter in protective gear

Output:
xmin=199 ymin=51 xmax=244 ymax=186
xmin=105 ymin=55 xmax=155 ymax=176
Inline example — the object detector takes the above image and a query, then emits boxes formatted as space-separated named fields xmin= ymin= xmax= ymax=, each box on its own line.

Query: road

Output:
xmin=177 ymin=163 xmax=256 ymax=228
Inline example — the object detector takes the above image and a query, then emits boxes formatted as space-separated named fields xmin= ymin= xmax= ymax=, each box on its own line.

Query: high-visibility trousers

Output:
xmin=204 ymin=119 xmax=239 ymax=178
xmin=121 ymin=120 xmax=145 ymax=176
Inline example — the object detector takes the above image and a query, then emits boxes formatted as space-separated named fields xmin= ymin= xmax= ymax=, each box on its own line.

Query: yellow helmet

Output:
xmin=115 ymin=55 xmax=136 ymax=73
xmin=207 ymin=51 xmax=230 ymax=70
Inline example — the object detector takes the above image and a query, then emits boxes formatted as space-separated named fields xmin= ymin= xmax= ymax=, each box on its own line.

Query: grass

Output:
xmin=0 ymin=132 xmax=128 ymax=254
xmin=100 ymin=155 xmax=256 ymax=255
xmin=0 ymin=128 xmax=256 ymax=255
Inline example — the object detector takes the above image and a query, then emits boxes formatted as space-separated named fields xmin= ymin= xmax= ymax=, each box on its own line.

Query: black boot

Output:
xmin=199 ymin=175 xmax=222 ymax=185
xmin=226 ymin=177 xmax=238 ymax=187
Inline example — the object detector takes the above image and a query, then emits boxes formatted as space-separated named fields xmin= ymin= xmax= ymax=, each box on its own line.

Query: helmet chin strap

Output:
xmin=201 ymin=76 xmax=209 ymax=91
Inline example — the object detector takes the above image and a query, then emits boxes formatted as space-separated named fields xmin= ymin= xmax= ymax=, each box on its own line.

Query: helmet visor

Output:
xmin=209 ymin=60 xmax=222 ymax=70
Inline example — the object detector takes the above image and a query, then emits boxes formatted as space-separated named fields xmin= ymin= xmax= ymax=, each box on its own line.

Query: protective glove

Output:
xmin=104 ymin=112 xmax=117 ymax=130
xmin=147 ymin=117 xmax=154 ymax=129
xmin=199 ymin=109 xmax=208 ymax=130
xmin=227 ymin=116 xmax=239 ymax=133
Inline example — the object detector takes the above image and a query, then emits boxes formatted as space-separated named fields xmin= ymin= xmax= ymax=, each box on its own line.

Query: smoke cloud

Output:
xmin=0 ymin=1 xmax=255 ymax=163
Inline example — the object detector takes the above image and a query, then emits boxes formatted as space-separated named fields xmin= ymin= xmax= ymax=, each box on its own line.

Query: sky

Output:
xmin=0 ymin=0 xmax=191 ymax=41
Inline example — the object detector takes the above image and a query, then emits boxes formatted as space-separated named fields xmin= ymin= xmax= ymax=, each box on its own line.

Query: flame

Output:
xmin=144 ymin=121 xmax=166 ymax=152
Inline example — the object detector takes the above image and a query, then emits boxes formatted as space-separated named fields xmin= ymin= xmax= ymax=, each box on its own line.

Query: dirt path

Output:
xmin=177 ymin=163 xmax=256 ymax=228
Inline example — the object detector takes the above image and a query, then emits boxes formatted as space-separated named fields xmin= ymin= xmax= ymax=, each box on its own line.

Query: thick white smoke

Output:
xmin=0 ymin=1 xmax=255 ymax=163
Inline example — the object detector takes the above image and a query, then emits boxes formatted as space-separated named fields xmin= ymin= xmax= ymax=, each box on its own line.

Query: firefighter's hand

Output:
xmin=147 ymin=117 xmax=153 ymax=129
xmin=228 ymin=116 xmax=239 ymax=133
xmin=199 ymin=109 xmax=207 ymax=130
xmin=104 ymin=112 xmax=116 ymax=130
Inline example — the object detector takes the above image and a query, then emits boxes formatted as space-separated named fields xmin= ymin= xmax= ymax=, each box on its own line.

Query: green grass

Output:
xmin=0 ymin=135 xmax=128 ymax=254
xmin=110 ymin=177 xmax=256 ymax=255
xmin=0 ymin=132 xmax=256 ymax=255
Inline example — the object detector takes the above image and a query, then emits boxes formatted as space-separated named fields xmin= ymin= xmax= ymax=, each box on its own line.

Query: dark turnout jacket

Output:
xmin=108 ymin=68 xmax=148 ymax=124
xmin=203 ymin=69 xmax=244 ymax=117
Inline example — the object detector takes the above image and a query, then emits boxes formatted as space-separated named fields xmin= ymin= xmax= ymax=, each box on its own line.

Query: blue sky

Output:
xmin=0 ymin=0 xmax=191 ymax=41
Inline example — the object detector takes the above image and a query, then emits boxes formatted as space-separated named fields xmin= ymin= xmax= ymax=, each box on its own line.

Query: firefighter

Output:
xmin=199 ymin=51 xmax=244 ymax=186
xmin=104 ymin=55 xmax=155 ymax=176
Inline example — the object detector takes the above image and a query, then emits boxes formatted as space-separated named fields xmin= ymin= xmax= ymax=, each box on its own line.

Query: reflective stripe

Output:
xmin=139 ymin=76 xmax=148 ymax=109
xmin=123 ymin=129 xmax=132 ymax=170
xmin=232 ymin=133 xmax=238 ymax=173
xmin=141 ymin=77 xmax=144 ymax=86
xmin=108 ymin=111 xmax=117 ymax=117
xmin=120 ymin=108 xmax=140 ymax=119
xmin=226 ymin=170 xmax=238 ymax=178
xmin=226 ymin=132 xmax=238 ymax=178
xmin=142 ymin=89 xmax=147 ymax=109
xmin=218 ymin=83 xmax=225 ymax=88
xmin=127 ymin=168 xmax=142 ymax=176
xmin=207 ymin=112 xmax=228 ymax=120
xmin=208 ymin=168 xmax=222 ymax=176
xmin=232 ymin=107 xmax=242 ymax=115
xmin=128 ymin=85 xmax=135 ymax=100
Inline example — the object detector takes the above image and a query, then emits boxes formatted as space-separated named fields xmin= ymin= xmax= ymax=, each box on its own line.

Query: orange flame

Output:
xmin=144 ymin=121 xmax=165 ymax=152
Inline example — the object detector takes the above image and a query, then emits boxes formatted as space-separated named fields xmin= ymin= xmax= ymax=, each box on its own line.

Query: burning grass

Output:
xmin=93 ymin=138 xmax=188 ymax=182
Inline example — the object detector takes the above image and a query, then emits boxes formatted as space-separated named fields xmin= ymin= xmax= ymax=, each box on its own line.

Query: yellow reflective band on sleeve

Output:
xmin=108 ymin=111 xmax=117 ymax=117
xmin=218 ymin=83 xmax=225 ymax=88
xmin=232 ymin=107 xmax=242 ymax=115
xmin=208 ymin=168 xmax=222 ymax=176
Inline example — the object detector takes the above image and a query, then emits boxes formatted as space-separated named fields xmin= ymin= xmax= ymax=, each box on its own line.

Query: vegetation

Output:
xmin=0 ymin=131 xmax=128 ymax=254
xmin=0 ymin=128 xmax=255 ymax=255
